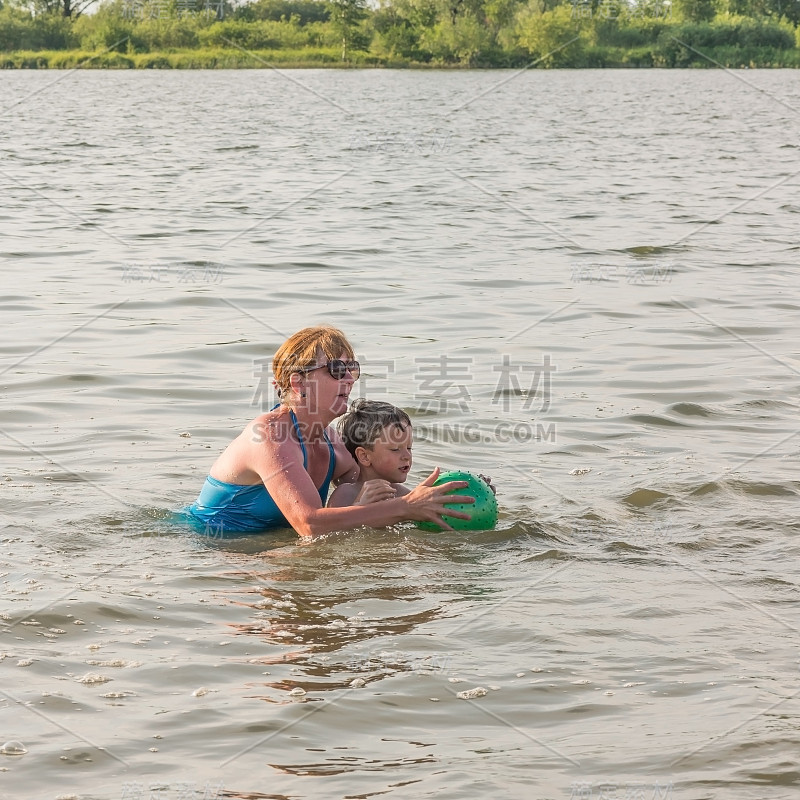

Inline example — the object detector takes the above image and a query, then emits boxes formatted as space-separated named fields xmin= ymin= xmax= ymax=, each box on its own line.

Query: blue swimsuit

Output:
xmin=186 ymin=410 xmax=335 ymax=535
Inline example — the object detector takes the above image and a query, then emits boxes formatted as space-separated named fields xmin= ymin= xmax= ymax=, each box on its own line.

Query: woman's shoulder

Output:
xmin=245 ymin=407 xmax=295 ymax=448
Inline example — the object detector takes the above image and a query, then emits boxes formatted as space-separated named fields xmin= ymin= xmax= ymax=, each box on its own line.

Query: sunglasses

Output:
xmin=303 ymin=359 xmax=361 ymax=380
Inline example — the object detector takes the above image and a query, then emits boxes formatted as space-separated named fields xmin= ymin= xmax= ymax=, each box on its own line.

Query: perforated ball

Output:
xmin=416 ymin=470 xmax=498 ymax=532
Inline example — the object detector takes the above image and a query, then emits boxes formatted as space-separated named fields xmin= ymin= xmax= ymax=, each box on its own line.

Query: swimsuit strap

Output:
xmin=322 ymin=427 xmax=335 ymax=487
xmin=288 ymin=408 xmax=334 ymax=488
xmin=271 ymin=404 xmax=311 ymax=471
xmin=289 ymin=409 xmax=309 ymax=470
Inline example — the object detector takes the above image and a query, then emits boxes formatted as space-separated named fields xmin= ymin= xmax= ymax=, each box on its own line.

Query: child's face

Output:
xmin=361 ymin=423 xmax=413 ymax=483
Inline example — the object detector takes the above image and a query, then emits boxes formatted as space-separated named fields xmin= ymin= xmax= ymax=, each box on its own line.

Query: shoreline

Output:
xmin=2 ymin=47 xmax=799 ymax=69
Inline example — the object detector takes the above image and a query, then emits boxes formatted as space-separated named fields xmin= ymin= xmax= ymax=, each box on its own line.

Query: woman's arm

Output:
xmin=245 ymin=418 xmax=472 ymax=539
xmin=259 ymin=450 xmax=470 ymax=538
xmin=300 ymin=470 xmax=471 ymax=538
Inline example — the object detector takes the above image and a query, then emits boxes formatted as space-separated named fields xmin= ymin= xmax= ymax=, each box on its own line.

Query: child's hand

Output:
xmin=478 ymin=474 xmax=497 ymax=495
xmin=355 ymin=479 xmax=397 ymax=505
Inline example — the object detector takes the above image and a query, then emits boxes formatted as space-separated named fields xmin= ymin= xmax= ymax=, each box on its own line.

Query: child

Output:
xmin=327 ymin=399 xmax=413 ymax=508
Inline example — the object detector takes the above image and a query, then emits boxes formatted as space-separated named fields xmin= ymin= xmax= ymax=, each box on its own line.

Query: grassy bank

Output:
xmin=0 ymin=46 xmax=359 ymax=68
xmin=3 ymin=43 xmax=800 ymax=68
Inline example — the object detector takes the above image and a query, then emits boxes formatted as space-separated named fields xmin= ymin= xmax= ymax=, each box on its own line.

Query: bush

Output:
xmin=662 ymin=18 xmax=795 ymax=51
xmin=163 ymin=45 xmax=341 ymax=66
xmin=197 ymin=19 xmax=311 ymax=49
xmin=12 ymin=49 xmax=136 ymax=67
xmin=131 ymin=19 xmax=201 ymax=50
xmin=370 ymin=17 xmax=426 ymax=59
xmin=79 ymin=19 xmax=149 ymax=53
xmin=0 ymin=9 xmax=35 ymax=52
xmin=514 ymin=3 xmax=585 ymax=66
xmin=671 ymin=0 xmax=715 ymax=22
xmin=423 ymin=15 xmax=493 ymax=64
xmin=0 ymin=7 xmax=79 ymax=51
xmin=590 ymin=15 xmax=672 ymax=49
xmin=620 ymin=44 xmax=655 ymax=65
xmin=136 ymin=52 xmax=174 ymax=66
xmin=591 ymin=19 xmax=652 ymax=49
xmin=89 ymin=51 xmax=136 ymax=66
xmin=0 ymin=51 xmax=50 ymax=67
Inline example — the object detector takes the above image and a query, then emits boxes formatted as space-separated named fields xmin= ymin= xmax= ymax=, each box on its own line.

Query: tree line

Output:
xmin=1 ymin=0 xmax=799 ymax=67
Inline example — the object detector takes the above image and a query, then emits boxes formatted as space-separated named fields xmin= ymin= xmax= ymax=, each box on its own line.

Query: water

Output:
xmin=2 ymin=69 xmax=800 ymax=800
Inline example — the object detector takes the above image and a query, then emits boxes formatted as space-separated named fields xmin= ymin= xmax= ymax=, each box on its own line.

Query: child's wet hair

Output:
xmin=338 ymin=399 xmax=412 ymax=459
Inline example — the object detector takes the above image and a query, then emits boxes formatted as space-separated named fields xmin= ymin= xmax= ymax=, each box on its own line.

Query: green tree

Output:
xmin=386 ymin=0 xmax=439 ymax=30
xmin=421 ymin=11 xmax=492 ymax=62
xmin=484 ymin=0 xmax=521 ymax=28
xmin=515 ymin=2 xmax=585 ymax=65
xmin=0 ymin=3 xmax=78 ymax=49
xmin=327 ymin=0 xmax=367 ymax=59
xmin=370 ymin=0 xmax=426 ymax=58
xmin=438 ymin=0 xmax=485 ymax=24
xmin=237 ymin=0 xmax=330 ymax=23
xmin=671 ymin=0 xmax=717 ymax=20
xmin=401 ymin=0 xmax=505 ymax=63
xmin=27 ymin=0 xmax=99 ymax=18
xmin=727 ymin=0 xmax=800 ymax=24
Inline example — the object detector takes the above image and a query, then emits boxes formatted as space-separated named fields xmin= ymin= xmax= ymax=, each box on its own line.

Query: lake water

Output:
xmin=2 ymin=68 xmax=800 ymax=800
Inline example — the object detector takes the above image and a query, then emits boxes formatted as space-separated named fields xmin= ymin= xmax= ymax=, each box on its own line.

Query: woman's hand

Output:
xmin=401 ymin=467 xmax=474 ymax=530
xmin=354 ymin=479 xmax=397 ymax=505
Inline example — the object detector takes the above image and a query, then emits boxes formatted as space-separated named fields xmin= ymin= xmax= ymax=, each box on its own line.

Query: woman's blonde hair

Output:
xmin=272 ymin=326 xmax=355 ymax=403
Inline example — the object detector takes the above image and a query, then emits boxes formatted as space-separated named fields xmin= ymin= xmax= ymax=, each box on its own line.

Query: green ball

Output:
xmin=416 ymin=470 xmax=498 ymax=532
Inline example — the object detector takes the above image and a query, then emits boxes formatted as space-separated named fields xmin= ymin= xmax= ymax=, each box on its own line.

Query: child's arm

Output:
xmin=354 ymin=481 xmax=409 ymax=504
xmin=327 ymin=482 xmax=361 ymax=508
xmin=328 ymin=480 xmax=407 ymax=508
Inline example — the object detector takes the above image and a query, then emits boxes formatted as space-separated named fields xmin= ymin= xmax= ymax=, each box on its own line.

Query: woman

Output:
xmin=186 ymin=326 xmax=472 ymax=539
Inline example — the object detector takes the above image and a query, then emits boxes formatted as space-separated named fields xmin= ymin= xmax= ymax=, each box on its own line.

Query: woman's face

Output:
xmin=302 ymin=350 xmax=356 ymax=418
